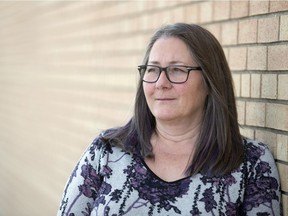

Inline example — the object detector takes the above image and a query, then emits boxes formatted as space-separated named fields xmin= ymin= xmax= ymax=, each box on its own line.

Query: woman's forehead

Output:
xmin=148 ymin=37 xmax=196 ymax=65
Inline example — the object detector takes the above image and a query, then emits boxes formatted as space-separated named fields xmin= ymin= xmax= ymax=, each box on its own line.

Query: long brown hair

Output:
xmin=103 ymin=23 xmax=244 ymax=177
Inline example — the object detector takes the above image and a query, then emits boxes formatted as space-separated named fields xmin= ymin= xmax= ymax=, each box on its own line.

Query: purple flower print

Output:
xmin=79 ymin=160 xmax=102 ymax=199
xmin=190 ymin=208 xmax=202 ymax=216
xmin=85 ymin=168 xmax=112 ymax=210
xmin=82 ymin=202 xmax=93 ymax=216
xmin=256 ymin=213 xmax=270 ymax=216
xmin=89 ymin=137 xmax=113 ymax=161
xmin=94 ymin=195 xmax=106 ymax=206
xmin=99 ymin=181 xmax=112 ymax=195
xmin=122 ymin=156 xmax=191 ymax=214
xmin=246 ymin=142 xmax=265 ymax=164
xmin=110 ymin=189 xmax=122 ymax=202
xmin=102 ymin=165 xmax=113 ymax=178
xmin=222 ymin=175 xmax=237 ymax=186
xmin=200 ymin=188 xmax=217 ymax=213
xmin=255 ymin=161 xmax=271 ymax=175
xmin=89 ymin=139 xmax=103 ymax=161
xmin=244 ymin=177 xmax=278 ymax=212
xmin=243 ymin=164 xmax=279 ymax=212
xmin=225 ymin=202 xmax=238 ymax=215
xmin=201 ymin=174 xmax=236 ymax=188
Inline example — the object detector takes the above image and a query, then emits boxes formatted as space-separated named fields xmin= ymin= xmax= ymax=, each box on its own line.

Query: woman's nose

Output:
xmin=155 ymin=71 xmax=171 ymax=88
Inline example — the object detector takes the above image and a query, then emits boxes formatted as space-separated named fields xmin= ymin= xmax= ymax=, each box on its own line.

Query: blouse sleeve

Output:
xmin=242 ymin=142 xmax=281 ymax=216
xmin=57 ymin=136 xmax=106 ymax=216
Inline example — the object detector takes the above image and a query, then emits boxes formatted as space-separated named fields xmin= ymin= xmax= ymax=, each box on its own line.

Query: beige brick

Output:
xmin=282 ymin=194 xmax=288 ymax=216
xmin=223 ymin=48 xmax=229 ymax=61
xmin=231 ymin=1 xmax=249 ymax=18
xmin=171 ymin=7 xmax=186 ymax=23
xmin=241 ymin=73 xmax=250 ymax=97
xmin=270 ymin=1 xmax=288 ymax=12
xmin=246 ymin=101 xmax=265 ymax=127
xmin=213 ymin=1 xmax=230 ymax=21
xmin=247 ymin=46 xmax=267 ymax=70
xmin=266 ymin=103 xmax=288 ymax=131
xmin=261 ymin=74 xmax=277 ymax=99
xmin=238 ymin=19 xmax=258 ymax=44
xmin=236 ymin=100 xmax=245 ymax=125
xmin=258 ymin=16 xmax=279 ymax=43
xmin=277 ymin=163 xmax=288 ymax=193
xmin=277 ymin=134 xmax=288 ymax=162
xmin=199 ymin=1 xmax=213 ymax=23
xmin=205 ymin=24 xmax=221 ymax=44
xmin=232 ymin=73 xmax=241 ymax=97
xmin=146 ymin=1 xmax=167 ymax=9
xmin=229 ymin=47 xmax=247 ymax=70
xmin=278 ymin=74 xmax=288 ymax=100
xmin=184 ymin=4 xmax=199 ymax=23
xmin=251 ymin=74 xmax=261 ymax=98
xmin=280 ymin=15 xmax=288 ymax=41
xmin=268 ymin=45 xmax=288 ymax=70
xmin=255 ymin=130 xmax=277 ymax=155
xmin=249 ymin=1 xmax=269 ymax=16
xmin=239 ymin=127 xmax=255 ymax=139
xmin=221 ymin=22 xmax=238 ymax=45
xmin=154 ymin=11 xmax=174 ymax=29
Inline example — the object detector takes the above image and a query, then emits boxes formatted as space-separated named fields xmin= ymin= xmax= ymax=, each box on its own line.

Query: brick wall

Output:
xmin=0 ymin=1 xmax=287 ymax=215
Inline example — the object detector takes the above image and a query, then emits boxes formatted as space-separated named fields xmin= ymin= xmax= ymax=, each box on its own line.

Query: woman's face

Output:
xmin=143 ymin=37 xmax=207 ymax=125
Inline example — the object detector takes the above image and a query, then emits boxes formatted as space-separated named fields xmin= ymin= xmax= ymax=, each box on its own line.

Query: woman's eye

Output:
xmin=171 ymin=67 xmax=185 ymax=73
xmin=147 ymin=67 xmax=157 ymax=73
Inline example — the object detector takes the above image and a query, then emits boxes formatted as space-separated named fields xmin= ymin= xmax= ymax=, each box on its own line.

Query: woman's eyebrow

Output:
xmin=147 ymin=61 xmax=160 ymax=65
xmin=147 ymin=61 xmax=186 ymax=65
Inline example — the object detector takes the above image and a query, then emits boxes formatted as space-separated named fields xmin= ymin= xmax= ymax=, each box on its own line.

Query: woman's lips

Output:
xmin=156 ymin=98 xmax=175 ymax=101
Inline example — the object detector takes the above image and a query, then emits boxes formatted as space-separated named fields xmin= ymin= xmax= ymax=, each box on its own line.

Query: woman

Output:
xmin=57 ymin=23 xmax=281 ymax=215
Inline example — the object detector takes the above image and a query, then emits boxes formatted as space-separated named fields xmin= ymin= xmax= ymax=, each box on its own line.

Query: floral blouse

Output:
xmin=57 ymin=135 xmax=281 ymax=216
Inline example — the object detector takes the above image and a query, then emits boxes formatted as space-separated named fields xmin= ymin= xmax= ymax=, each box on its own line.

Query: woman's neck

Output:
xmin=147 ymin=119 xmax=202 ymax=179
xmin=155 ymin=119 xmax=202 ymax=144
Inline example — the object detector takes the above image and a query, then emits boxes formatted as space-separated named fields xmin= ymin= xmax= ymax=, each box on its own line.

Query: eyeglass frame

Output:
xmin=138 ymin=64 xmax=202 ymax=84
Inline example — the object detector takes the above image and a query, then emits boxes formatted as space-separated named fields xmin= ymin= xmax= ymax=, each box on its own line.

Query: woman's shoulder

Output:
xmin=243 ymin=137 xmax=270 ymax=150
xmin=89 ymin=129 xmax=122 ymax=153
xmin=92 ymin=128 xmax=135 ymax=155
xmin=242 ymin=137 xmax=276 ymax=166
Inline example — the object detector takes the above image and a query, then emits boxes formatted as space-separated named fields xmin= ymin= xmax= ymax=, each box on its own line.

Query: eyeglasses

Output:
xmin=138 ymin=65 xmax=202 ymax=84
